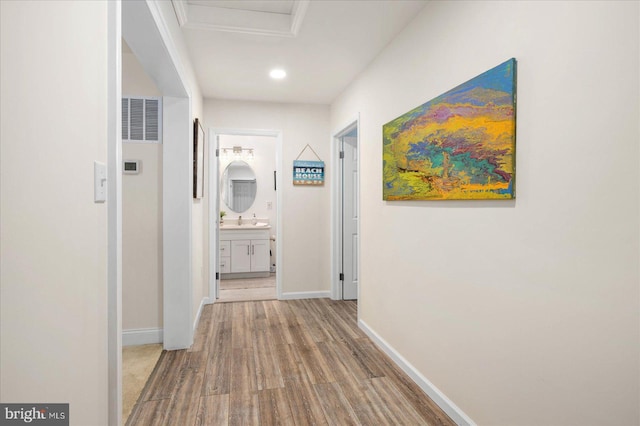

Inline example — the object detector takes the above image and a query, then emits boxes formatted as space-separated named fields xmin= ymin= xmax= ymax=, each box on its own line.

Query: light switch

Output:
xmin=94 ymin=161 xmax=107 ymax=203
xmin=267 ymin=201 xmax=273 ymax=210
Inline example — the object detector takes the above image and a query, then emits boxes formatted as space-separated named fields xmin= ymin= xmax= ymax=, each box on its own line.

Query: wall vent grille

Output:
xmin=122 ymin=96 xmax=162 ymax=143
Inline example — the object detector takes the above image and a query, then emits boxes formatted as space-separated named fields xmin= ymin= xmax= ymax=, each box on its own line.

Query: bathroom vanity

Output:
xmin=219 ymin=224 xmax=271 ymax=278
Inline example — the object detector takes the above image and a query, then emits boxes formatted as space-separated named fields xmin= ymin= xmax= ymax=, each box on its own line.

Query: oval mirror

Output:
xmin=221 ymin=160 xmax=257 ymax=213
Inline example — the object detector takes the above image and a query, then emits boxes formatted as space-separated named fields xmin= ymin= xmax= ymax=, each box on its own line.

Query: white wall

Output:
xmin=123 ymin=45 xmax=161 ymax=97
xmin=206 ymin=100 xmax=331 ymax=295
xmin=122 ymin=49 xmax=163 ymax=334
xmin=331 ymin=1 xmax=639 ymax=425
xmin=1 ymin=1 xmax=109 ymax=423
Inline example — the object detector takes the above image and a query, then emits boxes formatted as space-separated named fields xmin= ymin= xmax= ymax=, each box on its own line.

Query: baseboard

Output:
xmin=193 ymin=297 xmax=210 ymax=334
xmin=122 ymin=328 xmax=163 ymax=346
xmin=358 ymin=319 xmax=475 ymax=426
xmin=279 ymin=291 xmax=331 ymax=300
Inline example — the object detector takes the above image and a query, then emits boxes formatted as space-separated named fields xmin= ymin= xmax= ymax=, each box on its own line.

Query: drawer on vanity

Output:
xmin=219 ymin=256 xmax=231 ymax=274
xmin=219 ymin=240 xmax=231 ymax=256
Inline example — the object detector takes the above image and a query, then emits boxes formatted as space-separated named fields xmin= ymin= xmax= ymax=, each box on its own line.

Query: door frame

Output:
xmin=208 ymin=128 xmax=283 ymax=301
xmin=331 ymin=116 xmax=360 ymax=301
xmin=107 ymin=1 xmax=122 ymax=423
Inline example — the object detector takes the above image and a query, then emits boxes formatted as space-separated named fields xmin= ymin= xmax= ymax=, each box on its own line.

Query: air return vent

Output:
xmin=122 ymin=97 xmax=162 ymax=143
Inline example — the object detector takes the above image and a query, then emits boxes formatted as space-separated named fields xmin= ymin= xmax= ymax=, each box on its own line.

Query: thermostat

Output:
xmin=123 ymin=160 xmax=141 ymax=174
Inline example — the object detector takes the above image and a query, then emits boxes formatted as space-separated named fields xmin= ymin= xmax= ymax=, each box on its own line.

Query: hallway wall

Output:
xmin=122 ymin=47 xmax=164 ymax=335
xmin=0 ymin=1 xmax=110 ymax=423
xmin=205 ymin=100 xmax=331 ymax=295
xmin=331 ymin=1 xmax=640 ymax=424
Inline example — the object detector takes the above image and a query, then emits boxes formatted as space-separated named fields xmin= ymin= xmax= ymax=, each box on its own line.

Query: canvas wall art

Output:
xmin=383 ymin=58 xmax=516 ymax=200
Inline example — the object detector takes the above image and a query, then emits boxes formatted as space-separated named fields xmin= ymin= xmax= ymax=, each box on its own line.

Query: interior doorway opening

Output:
xmin=209 ymin=128 xmax=283 ymax=304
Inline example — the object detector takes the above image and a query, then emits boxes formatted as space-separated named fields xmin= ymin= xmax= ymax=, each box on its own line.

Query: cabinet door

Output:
xmin=250 ymin=239 xmax=270 ymax=272
xmin=230 ymin=239 xmax=251 ymax=273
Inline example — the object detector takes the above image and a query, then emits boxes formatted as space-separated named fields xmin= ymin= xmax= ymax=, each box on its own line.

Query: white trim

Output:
xmin=122 ymin=328 xmax=163 ymax=346
xmin=358 ymin=319 xmax=476 ymax=426
xmin=207 ymin=128 xmax=219 ymax=303
xmin=175 ymin=0 xmax=309 ymax=38
xmin=183 ymin=22 xmax=298 ymax=38
xmin=170 ymin=0 xmax=188 ymax=27
xmin=107 ymin=1 xmax=122 ymax=425
xmin=208 ymin=128 xmax=283 ymax=302
xmin=331 ymin=115 xmax=360 ymax=302
xmin=275 ymin=131 xmax=283 ymax=300
xmin=280 ymin=291 xmax=331 ymax=300
xmin=290 ymin=0 xmax=310 ymax=36
xmin=193 ymin=297 xmax=210 ymax=333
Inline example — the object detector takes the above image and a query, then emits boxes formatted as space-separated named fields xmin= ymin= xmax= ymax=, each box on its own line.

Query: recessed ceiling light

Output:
xmin=269 ymin=69 xmax=287 ymax=79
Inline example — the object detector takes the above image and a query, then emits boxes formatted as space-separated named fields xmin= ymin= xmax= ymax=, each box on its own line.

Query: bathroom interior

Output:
xmin=217 ymin=133 xmax=278 ymax=302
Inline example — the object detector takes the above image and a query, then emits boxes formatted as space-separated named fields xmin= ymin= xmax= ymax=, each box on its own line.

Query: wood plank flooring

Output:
xmin=127 ymin=299 xmax=456 ymax=426
xmin=218 ymin=276 xmax=277 ymax=303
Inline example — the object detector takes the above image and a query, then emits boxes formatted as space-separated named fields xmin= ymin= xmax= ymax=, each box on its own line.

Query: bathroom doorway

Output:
xmin=208 ymin=129 xmax=283 ymax=303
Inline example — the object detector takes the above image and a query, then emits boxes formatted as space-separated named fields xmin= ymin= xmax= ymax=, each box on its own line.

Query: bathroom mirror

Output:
xmin=221 ymin=160 xmax=257 ymax=213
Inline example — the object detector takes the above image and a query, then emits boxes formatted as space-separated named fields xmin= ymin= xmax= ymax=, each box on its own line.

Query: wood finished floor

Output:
xmin=127 ymin=299 xmax=455 ymax=426
xmin=219 ymin=276 xmax=276 ymax=303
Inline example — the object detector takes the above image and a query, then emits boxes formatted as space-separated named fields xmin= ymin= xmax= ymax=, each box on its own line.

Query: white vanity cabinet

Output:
xmin=220 ymin=227 xmax=271 ymax=278
xmin=230 ymin=239 xmax=270 ymax=272
xmin=219 ymin=240 xmax=231 ymax=273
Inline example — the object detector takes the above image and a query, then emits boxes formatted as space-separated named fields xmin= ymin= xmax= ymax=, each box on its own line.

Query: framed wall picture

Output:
xmin=383 ymin=58 xmax=517 ymax=200
xmin=193 ymin=118 xmax=205 ymax=199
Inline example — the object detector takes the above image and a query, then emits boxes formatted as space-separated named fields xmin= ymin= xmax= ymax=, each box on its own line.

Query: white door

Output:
xmin=342 ymin=135 xmax=358 ymax=300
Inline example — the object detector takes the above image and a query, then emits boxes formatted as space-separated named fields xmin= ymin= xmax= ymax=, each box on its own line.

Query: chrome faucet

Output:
xmin=238 ymin=215 xmax=242 ymax=225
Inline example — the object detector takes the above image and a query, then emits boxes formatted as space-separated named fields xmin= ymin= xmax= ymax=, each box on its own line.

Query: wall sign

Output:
xmin=293 ymin=160 xmax=325 ymax=185
xmin=293 ymin=144 xmax=325 ymax=186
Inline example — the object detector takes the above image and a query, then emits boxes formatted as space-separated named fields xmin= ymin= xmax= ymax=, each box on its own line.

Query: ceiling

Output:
xmin=172 ymin=0 xmax=427 ymax=104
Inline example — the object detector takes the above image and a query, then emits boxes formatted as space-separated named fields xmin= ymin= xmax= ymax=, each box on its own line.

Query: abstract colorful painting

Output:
xmin=383 ymin=58 xmax=516 ymax=200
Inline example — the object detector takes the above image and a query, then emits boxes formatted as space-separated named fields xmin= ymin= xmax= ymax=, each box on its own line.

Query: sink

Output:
xmin=220 ymin=223 xmax=270 ymax=229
